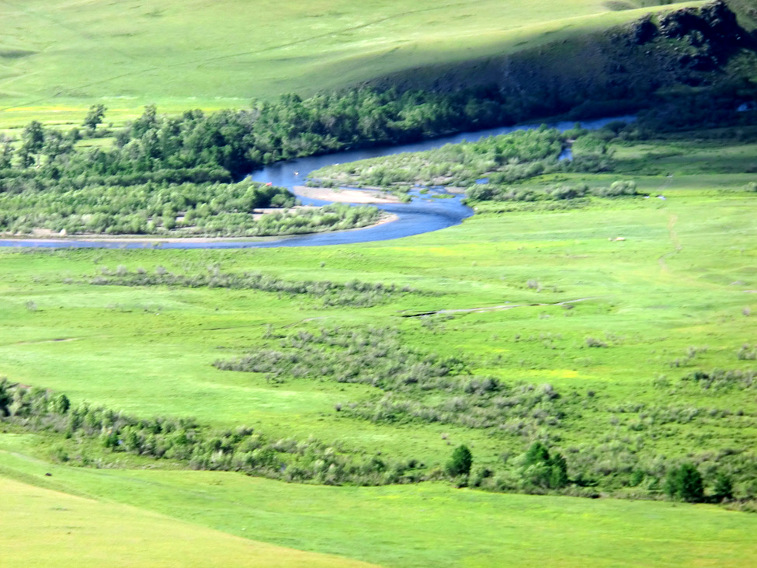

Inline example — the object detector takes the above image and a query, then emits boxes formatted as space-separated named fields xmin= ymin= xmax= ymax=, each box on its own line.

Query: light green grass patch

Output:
xmin=0 ymin=469 xmax=375 ymax=568
xmin=0 ymin=446 xmax=755 ymax=568
xmin=0 ymin=0 xmax=704 ymax=123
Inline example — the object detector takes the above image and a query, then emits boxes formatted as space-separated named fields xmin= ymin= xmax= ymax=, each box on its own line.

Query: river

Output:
xmin=0 ymin=115 xmax=632 ymax=249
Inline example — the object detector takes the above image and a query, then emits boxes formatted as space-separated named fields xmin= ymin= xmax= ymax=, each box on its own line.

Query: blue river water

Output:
xmin=0 ymin=115 xmax=633 ymax=249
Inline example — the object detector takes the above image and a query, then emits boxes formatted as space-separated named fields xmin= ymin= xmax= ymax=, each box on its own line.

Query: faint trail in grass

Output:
xmin=400 ymin=297 xmax=597 ymax=317
xmin=0 ymin=1 xmax=153 ymax=65
xmin=0 ymin=0 xmax=160 ymax=111
xmin=190 ymin=2 xmax=473 ymax=68
xmin=667 ymin=213 xmax=681 ymax=251
xmin=0 ymin=1 xmax=470 ymax=112
xmin=8 ymin=337 xmax=80 ymax=346
xmin=658 ymin=212 xmax=681 ymax=272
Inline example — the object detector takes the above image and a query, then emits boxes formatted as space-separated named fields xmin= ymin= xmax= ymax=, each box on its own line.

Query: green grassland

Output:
xmin=1 ymin=127 xmax=756 ymax=564
xmin=1 ymin=440 xmax=756 ymax=568
xmin=0 ymin=0 xmax=704 ymax=126
xmin=3 ymin=0 xmax=757 ymax=565
xmin=0 ymin=134 xmax=755 ymax=452
xmin=1 ymin=172 xmax=754 ymax=459
xmin=0 ymin=469 xmax=376 ymax=568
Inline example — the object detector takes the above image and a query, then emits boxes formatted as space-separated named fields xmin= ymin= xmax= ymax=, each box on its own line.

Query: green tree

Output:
xmin=665 ymin=463 xmax=704 ymax=502
xmin=19 ymin=120 xmax=45 ymax=167
xmin=446 ymin=444 xmax=473 ymax=477
xmin=83 ymin=104 xmax=107 ymax=135
xmin=22 ymin=121 xmax=45 ymax=153
xmin=523 ymin=441 xmax=551 ymax=467
xmin=520 ymin=442 xmax=569 ymax=489
xmin=0 ymin=379 xmax=11 ymax=416
xmin=52 ymin=393 xmax=70 ymax=415
xmin=0 ymin=136 xmax=13 ymax=169
xmin=712 ymin=472 xmax=733 ymax=502
xmin=549 ymin=452 xmax=569 ymax=489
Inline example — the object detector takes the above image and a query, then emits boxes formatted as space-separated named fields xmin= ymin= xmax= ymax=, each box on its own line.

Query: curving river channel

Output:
xmin=0 ymin=115 xmax=632 ymax=249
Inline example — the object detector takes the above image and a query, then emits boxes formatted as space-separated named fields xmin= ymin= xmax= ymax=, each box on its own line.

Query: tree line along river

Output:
xmin=0 ymin=116 xmax=631 ymax=249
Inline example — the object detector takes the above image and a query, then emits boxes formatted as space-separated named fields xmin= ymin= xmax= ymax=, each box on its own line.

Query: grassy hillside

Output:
xmin=0 ymin=472 xmax=375 ymax=568
xmin=0 ymin=0 xmax=703 ymax=125
xmin=1 ymin=445 xmax=756 ymax=568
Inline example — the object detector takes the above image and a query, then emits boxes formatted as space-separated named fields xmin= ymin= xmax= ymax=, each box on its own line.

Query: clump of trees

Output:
xmin=0 ymin=379 xmax=422 ymax=486
xmin=309 ymin=125 xmax=646 ymax=204
xmin=517 ymin=441 xmax=569 ymax=491
xmin=665 ymin=463 xmax=705 ymax=502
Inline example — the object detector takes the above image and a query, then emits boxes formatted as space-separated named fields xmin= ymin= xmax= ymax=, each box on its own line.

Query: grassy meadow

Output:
xmin=1 ymin=132 xmax=756 ymax=565
xmin=1 ymin=437 xmax=756 ymax=568
xmin=0 ymin=0 xmax=705 ymax=126
xmin=0 ymin=471 xmax=376 ymax=568
xmin=1 ymin=170 xmax=754 ymax=461
xmin=3 ymin=0 xmax=757 ymax=566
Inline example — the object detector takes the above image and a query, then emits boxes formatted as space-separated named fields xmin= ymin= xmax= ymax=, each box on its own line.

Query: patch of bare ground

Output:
xmin=294 ymin=185 xmax=401 ymax=203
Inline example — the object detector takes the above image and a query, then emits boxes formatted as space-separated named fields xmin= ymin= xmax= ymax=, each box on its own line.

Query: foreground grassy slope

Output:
xmin=1 ymin=443 xmax=755 ymax=568
xmin=0 ymin=471 xmax=374 ymax=568
xmin=0 ymin=0 xmax=703 ymax=124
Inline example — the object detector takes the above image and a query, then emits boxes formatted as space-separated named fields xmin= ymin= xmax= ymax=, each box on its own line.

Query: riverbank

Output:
xmin=0 ymin=212 xmax=400 ymax=247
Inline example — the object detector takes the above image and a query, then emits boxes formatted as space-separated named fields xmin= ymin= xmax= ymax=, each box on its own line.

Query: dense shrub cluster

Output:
xmin=310 ymin=127 xmax=567 ymax=192
xmin=92 ymin=266 xmax=420 ymax=308
xmin=467 ymin=180 xmax=641 ymax=203
xmin=309 ymin=125 xmax=645 ymax=203
xmin=681 ymin=368 xmax=755 ymax=390
xmin=215 ymin=325 xmax=564 ymax=433
xmin=343 ymin=382 xmax=564 ymax=434
xmin=214 ymin=326 xmax=467 ymax=390
xmin=0 ymin=179 xmax=298 ymax=236
xmin=0 ymin=379 xmax=423 ymax=486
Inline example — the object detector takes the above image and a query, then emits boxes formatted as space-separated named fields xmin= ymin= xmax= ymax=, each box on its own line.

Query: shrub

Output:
xmin=585 ymin=336 xmax=608 ymax=348
xmin=446 ymin=444 xmax=473 ymax=477
xmin=712 ymin=472 xmax=734 ymax=502
xmin=520 ymin=441 xmax=569 ymax=490
xmin=665 ymin=463 xmax=704 ymax=502
xmin=737 ymin=344 xmax=756 ymax=360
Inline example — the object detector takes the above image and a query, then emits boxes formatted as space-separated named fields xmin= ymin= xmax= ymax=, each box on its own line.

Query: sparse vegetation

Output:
xmin=92 ymin=267 xmax=421 ymax=308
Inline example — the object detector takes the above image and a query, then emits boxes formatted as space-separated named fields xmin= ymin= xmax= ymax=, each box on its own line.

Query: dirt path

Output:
xmin=10 ymin=337 xmax=80 ymax=346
